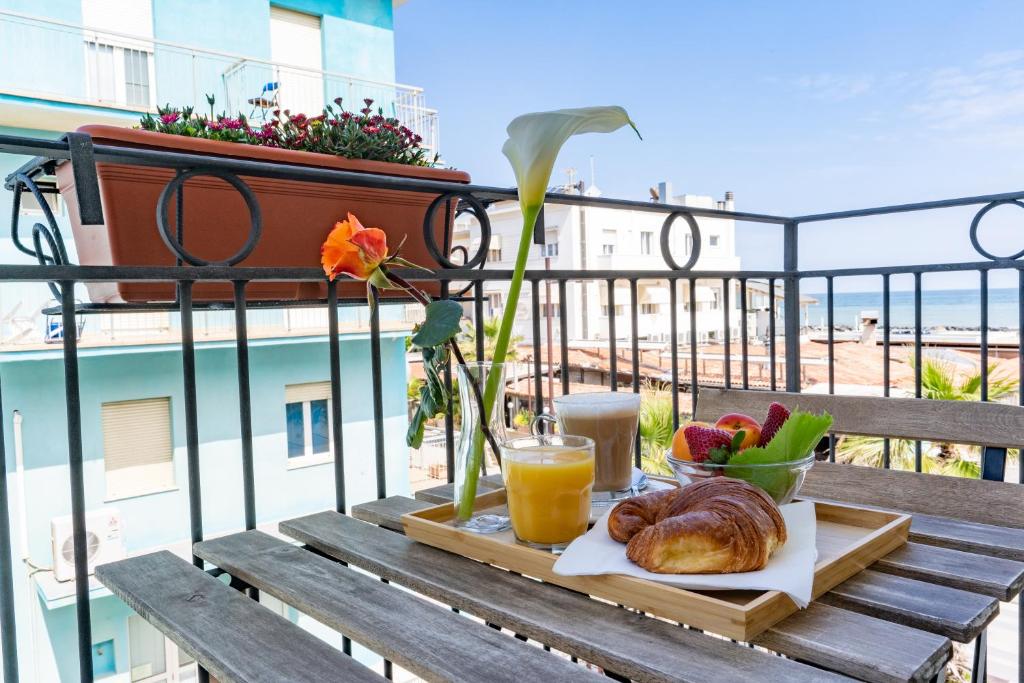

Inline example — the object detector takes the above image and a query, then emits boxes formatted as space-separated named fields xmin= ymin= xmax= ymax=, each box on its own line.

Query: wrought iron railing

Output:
xmin=0 ymin=131 xmax=1021 ymax=682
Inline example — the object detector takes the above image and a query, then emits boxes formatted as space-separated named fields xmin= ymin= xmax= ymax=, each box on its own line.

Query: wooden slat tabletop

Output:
xmin=406 ymin=488 xmax=1006 ymax=644
xmin=337 ymin=465 xmax=1024 ymax=679
xmin=96 ymin=551 xmax=385 ymax=683
xmin=281 ymin=510 xmax=863 ymax=683
xmin=193 ymin=530 xmax=600 ymax=683
xmin=290 ymin=502 xmax=954 ymax=683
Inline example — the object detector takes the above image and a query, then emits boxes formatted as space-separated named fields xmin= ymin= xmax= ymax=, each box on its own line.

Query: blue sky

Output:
xmin=395 ymin=1 xmax=1024 ymax=291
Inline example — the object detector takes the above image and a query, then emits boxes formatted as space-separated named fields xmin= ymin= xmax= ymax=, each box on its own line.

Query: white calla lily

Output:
xmin=457 ymin=106 xmax=640 ymax=519
xmin=503 ymin=106 xmax=640 ymax=213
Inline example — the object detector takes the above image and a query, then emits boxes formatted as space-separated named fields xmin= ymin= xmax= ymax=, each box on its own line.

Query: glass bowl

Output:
xmin=665 ymin=451 xmax=815 ymax=504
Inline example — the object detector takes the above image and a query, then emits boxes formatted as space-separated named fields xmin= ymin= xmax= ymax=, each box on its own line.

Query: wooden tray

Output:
xmin=402 ymin=488 xmax=911 ymax=640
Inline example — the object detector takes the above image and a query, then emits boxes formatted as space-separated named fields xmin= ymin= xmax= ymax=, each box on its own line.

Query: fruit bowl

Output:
xmin=665 ymin=451 xmax=815 ymax=504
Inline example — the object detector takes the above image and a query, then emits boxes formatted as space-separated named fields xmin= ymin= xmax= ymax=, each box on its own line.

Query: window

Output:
xmin=601 ymin=230 xmax=616 ymax=255
xmin=488 ymin=247 xmax=503 ymax=262
xmin=485 ymin=292 xmax=503 ymax=315
xmin=640 ymin=231 xmax=653 ymax=255
xmin=285 ymin=382 xmax=333 ymax=466
xmin=712 ymin=289 xmax=721 ymax=310
xmin=542 ymin=303 xmax=560 ymax=317
xmin=640 ymin=303 xmax=659 ymax=314
xmin=81 ymin=0 xmax=155 ymax=108
xmin=102 ymin=397 xmax=174 ymax=500
xmin=601 ymin=305 xmax=625 ymax=316
xmin=84 ymin=41 xmax=154 ymax=108
xmin=542 ymin=242 xmax=559 ymax=257
xmin=270 ymin=7 xmax=324 ymax=113
xmin=129 ymin=615 xmax=198 ymax=682
xmin=709 ymin=234 xmax=720 ymax=247
xmin=684 ymin=234 xmax=693 ymax=255
xmin=123 ymin=48 xmax=152 ymax=107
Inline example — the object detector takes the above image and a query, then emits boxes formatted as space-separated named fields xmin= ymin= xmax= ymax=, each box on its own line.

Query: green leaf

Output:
xmin=411 ymin=300 xmax=463 ymax=348
xmin=730 ymin=430 xmax=746 ymax=452
xmin=708 ymin=447 xmax=730 ymax=465
xmin=724 ymin=410 xmax=832 ymax=500
xmin=406 ymin=345 xmax=451 ymax=448
xmin=387 ymin=256 xmax=433 ymax=273
xmin=728 ymin=410 xmax=833 ymax=466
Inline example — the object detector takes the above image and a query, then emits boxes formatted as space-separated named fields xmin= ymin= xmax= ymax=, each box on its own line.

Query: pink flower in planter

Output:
xmin=159 ymin=112 xmax=180 ymax=125
xmin=222 ymin=118 xmax=244 ymax=130
xmin=207 ymin=121 xmax=224 ymax=132
xmin=363 ymin=126 xmax=380 ymax=134
xmin=363 ymin=98 xmax=374 ymax=107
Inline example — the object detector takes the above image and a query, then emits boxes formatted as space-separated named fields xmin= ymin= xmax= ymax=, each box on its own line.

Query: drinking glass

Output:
xmin=453 ymin=362 xmax=509 ymax=533
xmin=500 ymin=434 xmax=595 ymax=551
xmin=535 ymin=392 xmax=641 ymax=493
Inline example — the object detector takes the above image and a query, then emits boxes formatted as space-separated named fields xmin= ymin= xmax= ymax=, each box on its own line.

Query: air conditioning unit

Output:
xmin=51 ymin=508 xmax=125 ymax=583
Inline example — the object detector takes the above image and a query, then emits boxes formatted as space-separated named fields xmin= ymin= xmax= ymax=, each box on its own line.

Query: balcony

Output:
xmin=0 ymin=9 xmax=439 ymax=150
xmin=0 ymin=132 xmax=1022 ymax=682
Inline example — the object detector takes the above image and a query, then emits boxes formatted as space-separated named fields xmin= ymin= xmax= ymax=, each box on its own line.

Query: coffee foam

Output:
xmin=554 ymin=392 xmax=640 ymax=418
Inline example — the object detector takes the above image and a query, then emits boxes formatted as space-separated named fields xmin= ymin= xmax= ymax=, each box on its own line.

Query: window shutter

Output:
xmin=102 ymin=397 xmax=174 ymax=499
xmin=270 ymin=6 xmax=322 ymax=31
xmin=285 ymin=382 xmax=332 ymax=404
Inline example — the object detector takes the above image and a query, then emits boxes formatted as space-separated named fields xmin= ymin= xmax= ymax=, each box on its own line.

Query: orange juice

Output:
xmin=503 ymin=445 xmax=595 ymax=546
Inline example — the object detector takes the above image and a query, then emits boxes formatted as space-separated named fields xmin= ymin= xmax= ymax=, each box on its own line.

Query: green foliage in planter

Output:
xmin=140 ymin=96 xmax=437 ymax=167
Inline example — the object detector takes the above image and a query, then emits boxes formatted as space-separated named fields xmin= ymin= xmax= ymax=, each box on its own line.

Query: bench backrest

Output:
xmin=694 ymin=388 xmax=1024 ymax=528
xmin=695 ymin=388 xmax=1024 ymax=449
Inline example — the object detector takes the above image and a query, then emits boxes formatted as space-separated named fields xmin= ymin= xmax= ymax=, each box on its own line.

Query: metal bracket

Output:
xmin=62 ymin=132 xmax=104 ymax=226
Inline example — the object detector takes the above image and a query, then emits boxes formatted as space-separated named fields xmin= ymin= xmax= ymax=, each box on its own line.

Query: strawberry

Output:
xmin=683 ymin=425 xmax=734 ymax=463
xmin=758 ymin=402 xmax=791 ymax=446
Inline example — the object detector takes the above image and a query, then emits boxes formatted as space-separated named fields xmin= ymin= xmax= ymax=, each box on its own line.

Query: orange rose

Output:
xmin=320 ymin=212 xmax=389 ymax=281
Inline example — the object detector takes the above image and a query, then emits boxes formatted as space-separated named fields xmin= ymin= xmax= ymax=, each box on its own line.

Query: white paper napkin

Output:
xmin=553 ymin=501 xmax=818 ymax=607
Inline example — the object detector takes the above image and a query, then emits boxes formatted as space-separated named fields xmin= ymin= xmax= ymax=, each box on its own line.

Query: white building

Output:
xmin=452 ymin=181 xmax=748 ymax=344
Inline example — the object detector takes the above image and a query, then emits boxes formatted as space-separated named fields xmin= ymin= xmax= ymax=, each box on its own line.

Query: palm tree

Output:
xmin=638 ymin=383 xmax=677 ymax=476
xmin=915 ymin=358 xmax=1018 ymax=466
xmin=460 ymin=318 xmax=523 ymax=362
xmin=836 ymin=357 xmax=1018 ymax=476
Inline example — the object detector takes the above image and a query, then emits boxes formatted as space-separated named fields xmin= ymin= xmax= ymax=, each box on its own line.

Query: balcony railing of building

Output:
xmin=1 ymin=131 xmax=1023 ymax=682
xmin=0 ymin=9 xmax=440 ymax=151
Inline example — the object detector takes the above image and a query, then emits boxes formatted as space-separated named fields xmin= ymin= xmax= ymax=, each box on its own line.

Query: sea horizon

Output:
xmin=801 ymin=287 xmax=1021 ymax=330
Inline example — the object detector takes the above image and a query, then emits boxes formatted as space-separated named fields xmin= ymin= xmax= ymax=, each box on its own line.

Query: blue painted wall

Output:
xmin=3 ymin=330 xmax=411 ymax=679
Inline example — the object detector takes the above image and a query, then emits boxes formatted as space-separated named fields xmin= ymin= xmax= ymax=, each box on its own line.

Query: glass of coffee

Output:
xmin=543 ymin=392 xmax=641 ymax=492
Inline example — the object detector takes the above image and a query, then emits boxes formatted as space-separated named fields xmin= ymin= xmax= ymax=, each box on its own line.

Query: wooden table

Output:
xmin=105 ymin=462 xmax=1024 ymax=679
xmin=325 ymin=471 xmax=1015 ymax=683
xmin=97 ymin=388 xmax=1024 ymax=682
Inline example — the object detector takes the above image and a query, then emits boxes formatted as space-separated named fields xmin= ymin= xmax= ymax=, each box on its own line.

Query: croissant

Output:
xmin=608 ymin=478 xmax=787 ymax=574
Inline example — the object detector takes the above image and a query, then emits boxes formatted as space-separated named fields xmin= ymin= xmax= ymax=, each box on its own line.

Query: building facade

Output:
xmin=0 ymin=1 xmax=427 ymax=679
xmin=453 ymin=181 xmax=746 ymax=344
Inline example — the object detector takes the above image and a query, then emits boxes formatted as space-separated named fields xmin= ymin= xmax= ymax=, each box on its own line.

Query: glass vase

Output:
xmin=453 ymin=362 xmax=510 ymax=533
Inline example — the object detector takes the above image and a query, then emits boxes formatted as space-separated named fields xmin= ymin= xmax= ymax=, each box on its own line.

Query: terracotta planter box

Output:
xmin=56 ymin=125 xmax=470 ymax=303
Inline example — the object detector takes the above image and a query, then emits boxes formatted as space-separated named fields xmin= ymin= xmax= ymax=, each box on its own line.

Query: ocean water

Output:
xmin=802 ymin=288 xmax=1021 ymax=330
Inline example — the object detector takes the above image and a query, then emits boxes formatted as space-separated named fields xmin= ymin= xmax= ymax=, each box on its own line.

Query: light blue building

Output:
xmin=0 ymin=1 xmax=432 ymax=679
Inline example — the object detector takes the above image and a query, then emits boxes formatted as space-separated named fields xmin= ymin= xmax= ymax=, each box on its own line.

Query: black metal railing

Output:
xmin=0 ymin=132 xmax=1021 ymax=681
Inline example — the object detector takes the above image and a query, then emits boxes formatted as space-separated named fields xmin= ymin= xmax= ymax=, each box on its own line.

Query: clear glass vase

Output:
xmin=453 ymin=362 xmax=510 ymax=533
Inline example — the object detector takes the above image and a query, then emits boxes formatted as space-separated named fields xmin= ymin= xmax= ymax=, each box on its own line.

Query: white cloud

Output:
xmin=793 ymin=73 xmax=874 ymax=101
xmin=911 ymin=58 xmax=1024 ymax=132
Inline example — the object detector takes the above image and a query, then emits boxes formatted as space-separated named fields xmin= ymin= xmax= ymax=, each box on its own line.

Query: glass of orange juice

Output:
xmin=500 ymin=435 xmax=595 ymax=551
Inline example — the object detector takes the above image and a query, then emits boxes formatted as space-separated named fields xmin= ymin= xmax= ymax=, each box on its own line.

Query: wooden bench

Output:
xmin=192 ymin=530 xmax=602 ymax=682
xmin=694 ymin=387 xmax=1024 ymax=680
xmin=95 ymin=551 xmax=385 ymax=683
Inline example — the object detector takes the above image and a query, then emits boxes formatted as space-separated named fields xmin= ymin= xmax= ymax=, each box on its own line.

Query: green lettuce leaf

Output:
xmin=724 ymin=410 xmax=833 ymax=501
